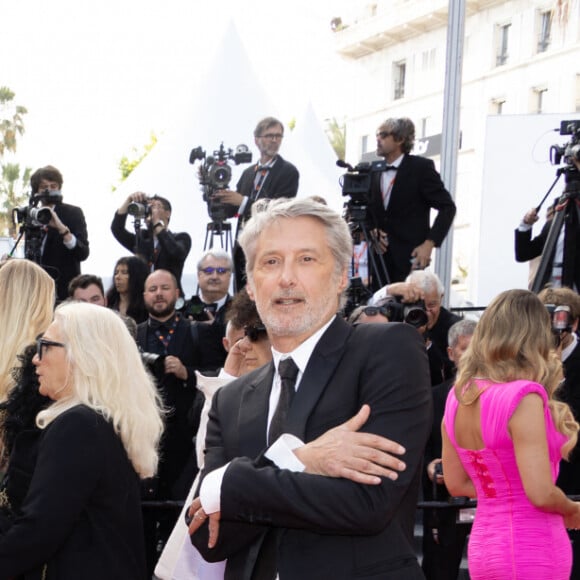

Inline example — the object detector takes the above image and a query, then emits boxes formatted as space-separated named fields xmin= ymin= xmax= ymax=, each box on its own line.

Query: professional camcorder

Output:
xmin=190 ymin=142 xmax=252 ymax=223
xmin=127 ymin=200 xmax=152 ymax=220
xmin=550 ymin=120 xmax=580 ymax=168
xmin=545 ymin=303 xmax=574 ymax=347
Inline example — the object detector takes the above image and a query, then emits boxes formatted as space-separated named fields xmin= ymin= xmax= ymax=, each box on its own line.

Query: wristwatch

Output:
xmin=60 ymin=227 xmax=70 ymax=237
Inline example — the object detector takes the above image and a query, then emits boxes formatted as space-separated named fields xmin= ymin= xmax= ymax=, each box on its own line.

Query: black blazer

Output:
xmin=233 ymin=155 xmax=299 ymax=223
xmin=110 ymin=212 xmax=191 ymax=287
xmin=369 ymin=155 xmax=456 ymax=282
xmin=0 ymin=406 xmax=146 ymax=580
xmin=191 ymin=318 xmax=432 ymax=580
xmin=40 ymin=202 xmax=89 ymax=301
xmin=515 ymin=212 xmax=580 ymax=290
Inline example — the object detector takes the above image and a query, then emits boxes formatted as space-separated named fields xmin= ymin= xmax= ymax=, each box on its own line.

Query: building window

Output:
xmin=361 ymin=135 xmax=368 ymax=155
xmin=393 ymin=60 xmax=406 ymax=100
xmin=496 ymin=23 xmax=511 ymax=66
xmin=537 ymin=10 xmax=552 ymax=53
xmin=532 ymin=87 xmax=548 ymax=113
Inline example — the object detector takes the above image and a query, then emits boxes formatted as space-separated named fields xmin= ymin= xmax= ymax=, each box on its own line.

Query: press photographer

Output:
xmin=14 ymin=165 xmax=89 ymax=302
xmin=515 ymin=119 xmax=580 ymax=291
xmin=111 ymin=192 xmax=191 ymax=290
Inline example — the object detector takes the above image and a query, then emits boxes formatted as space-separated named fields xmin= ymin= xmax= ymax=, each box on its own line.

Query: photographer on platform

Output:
xmin=30 ymin=165 xmax=89 ymax=302
xmin=368 ymin=118 xmax=456 ymax=284
xmin=212 ymin=116 xmax=299 ymax=290
xmin=111 ymin=192 xmax=191 ymax=289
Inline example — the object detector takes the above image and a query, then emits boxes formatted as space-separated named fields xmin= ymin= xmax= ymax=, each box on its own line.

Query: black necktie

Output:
xmin=268 ymin=358 xmax=299 ymax=445
xmin=384 ymin=165 xmax=397 ymax=171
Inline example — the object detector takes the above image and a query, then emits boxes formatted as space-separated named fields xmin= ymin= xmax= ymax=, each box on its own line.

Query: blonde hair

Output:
xmin=455 ymin=289 xmax=578 ymax=458
xmin=36 ymin=303 xmax=164 ymax=478
xmin=0 ymin=259 xmax=55 ymax=402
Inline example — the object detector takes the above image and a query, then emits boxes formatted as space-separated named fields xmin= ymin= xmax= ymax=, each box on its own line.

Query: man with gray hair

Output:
xmin=184 ymin=249 xmax=234 ymax=371
xmin=368 ymin=117 xmax=456 ymax=284
xmin=188 ymin=196 xmax=432 ymax=579
xmin=422 ymin=318 xmax=477 ymax=580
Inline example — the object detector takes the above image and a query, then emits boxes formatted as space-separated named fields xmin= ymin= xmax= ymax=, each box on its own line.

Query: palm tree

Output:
xmin=325 ymin=117 xmax=346 ymax=160
xmin=0 ymin=87 xmax=27 ymax=157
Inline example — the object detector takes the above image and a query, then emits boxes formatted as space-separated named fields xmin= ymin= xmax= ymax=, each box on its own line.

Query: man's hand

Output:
xmin=164 ymin=355 xmax=188 ymax=380
xmin=223 ymin=337 xmax=246 ymax=378
xmin=386 ymin=282 xmax=424 ymax=303
xmin=187 ymin=496 xmax=221 ymax=548
xmin=523 ymin=208 xmax=539 ymax=226
xmin=213 ymin=189 xmax=243 ymax=208
xmin=294 ymin=404 xmax=406 ymax=485
xmin=411 ymin=239 xmax=434 ymax=270
xmin=370 ymin=229 xmax=388 ymax=254
xmin=118 ymin=191 xmax=148 ymax=214
xmin=427 ymin=459 xmax=444 ymax=484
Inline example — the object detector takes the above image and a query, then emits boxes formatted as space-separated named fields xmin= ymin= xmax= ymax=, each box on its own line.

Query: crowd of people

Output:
xmin=0 ymin=114 xmax=579 ymax=580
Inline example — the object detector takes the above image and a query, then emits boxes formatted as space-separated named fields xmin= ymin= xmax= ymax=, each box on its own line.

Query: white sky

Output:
xmin=1 ymin=0 xmax=360 ymax=197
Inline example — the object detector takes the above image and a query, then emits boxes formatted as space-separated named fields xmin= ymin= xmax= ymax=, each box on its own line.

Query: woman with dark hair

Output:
xmin=442 ymin=289 xmax=580 ymax=579
xmin=106 ymin=256 xmax=149 ymax=323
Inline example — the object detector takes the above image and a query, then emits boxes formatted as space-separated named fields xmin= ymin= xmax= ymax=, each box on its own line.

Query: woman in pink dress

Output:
xmin=442 ymin=289 xmax=580 ymax=579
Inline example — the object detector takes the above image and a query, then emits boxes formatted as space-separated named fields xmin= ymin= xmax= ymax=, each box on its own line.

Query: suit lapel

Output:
xmin=237 ymin=362 xmax=275 ymax=457
xmin=285 ymin=317 xmax=352 ymax=440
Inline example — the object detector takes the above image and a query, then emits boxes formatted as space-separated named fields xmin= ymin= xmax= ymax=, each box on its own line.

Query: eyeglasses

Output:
xmin=363 ymin=306 xmax=390 ymax=318
xmin=260 ymin=133 xmax=283 ymax=141
xmin=376 ymin=131 xmax=392 ymax=139
xmin=199 ymin=267 xmax=231 ymax=275
xmin=36 ymin=338 xmax=66 ymax=360
xmin=244 ymin=324 xmax=268 ymax=342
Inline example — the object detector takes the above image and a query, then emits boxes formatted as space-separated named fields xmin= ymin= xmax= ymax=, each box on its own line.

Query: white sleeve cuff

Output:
xmin=238 ymin=196 xmax=249 ymax=215
xmin=265 ymin=433 xmax=305 ymax=472
xmin=517 ymin=222 xmax=533 ymax=232
xmin=199 ymin=463 xmax=229 ymax=514
xmin=63 ymin=233 xmax=77 ymax=249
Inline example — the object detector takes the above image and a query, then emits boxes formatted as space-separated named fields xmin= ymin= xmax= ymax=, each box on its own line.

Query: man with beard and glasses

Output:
xmin=137 ymin=269 xmax=203 ymax=576
xmin=187 ymin=197 xmax=432 ymax=580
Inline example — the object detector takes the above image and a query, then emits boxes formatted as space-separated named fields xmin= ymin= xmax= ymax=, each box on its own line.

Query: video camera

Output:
xmin=190 ymin=142 xmax=252 ymax=223
xmin=12 ymin=189 xmax=62 ymax=263
xmin=545 ymin=303 xmax=574 ymax=347
xmin=550 ymin=120 xmax=580 ymax=169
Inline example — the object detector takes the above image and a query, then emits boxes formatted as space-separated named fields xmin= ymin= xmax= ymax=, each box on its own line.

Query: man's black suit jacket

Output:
xmin=111 ymin=212 xmax=191 ymax=288
xmin=191 ymin=318 xmax=432 ymax=580
xmin=234 ymin=155 xmax=299 ymax=223
xmin=514 ymin=212 xmax=580 ymax=290
xmin=369 ymin=154 xmax=456 ymax=283
xmin=41 ymin=202 xmax=89 ymax=302
xmin=137 ymin=316 xmax=202 ymax=499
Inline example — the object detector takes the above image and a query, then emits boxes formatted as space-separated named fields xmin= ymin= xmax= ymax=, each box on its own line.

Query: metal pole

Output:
xmin=436 ymin=0 xmax=465 ymax=307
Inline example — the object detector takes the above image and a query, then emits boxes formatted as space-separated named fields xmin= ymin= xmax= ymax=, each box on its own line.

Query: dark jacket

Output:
xmin=0 ymin=406 xmax=147 ymax=580
xmin=191 ymin=318 xmax=432 ymax=580
xmin=110 ymin=212 xmax=191 ymax=288
xmin=40 ymin=202 xmax=89 ymax=302
xmin=369 ymin=154 xmax=456 ymax=283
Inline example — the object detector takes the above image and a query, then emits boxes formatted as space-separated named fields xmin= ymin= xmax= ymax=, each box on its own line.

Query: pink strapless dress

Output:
xmin=443 ymin=380 xmax=572 ymax=579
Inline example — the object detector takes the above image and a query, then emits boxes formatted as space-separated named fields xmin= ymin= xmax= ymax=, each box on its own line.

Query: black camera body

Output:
xmin=127 ymin=201 xmax=152 ymax=220
xmin=381 ymin=297 xmax=429 ymax=329
xmin=182 ymin=295 xmax=217 ymax=322
xmin=340 ymin=160 xmax=386 ymax=206
xmin=190 ymin=142 xmax=252 ymax=223
xmin=550 ymin=120 xmax=580 ymax=168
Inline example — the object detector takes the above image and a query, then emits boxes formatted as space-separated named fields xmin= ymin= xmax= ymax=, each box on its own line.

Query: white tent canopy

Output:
xmin=82 ymin=22 xmax=343 ymax=296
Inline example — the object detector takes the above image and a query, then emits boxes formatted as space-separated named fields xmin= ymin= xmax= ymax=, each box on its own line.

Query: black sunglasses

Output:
xmin=363 ymin=306 xmax=389 ymax=318
xmin=244 ymin=324 xmax=267 ymax=342
xmin=199 ymin=267 xmax=231 ymax=275
xmin=36 ymin=338 xmax=66 ymax=360
xmin=376 ymin=131 xmax=392 ymax=139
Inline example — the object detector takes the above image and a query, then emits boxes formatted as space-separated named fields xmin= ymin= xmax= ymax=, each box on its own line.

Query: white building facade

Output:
xmin=332 ymin=0 xmax=580 ymax=304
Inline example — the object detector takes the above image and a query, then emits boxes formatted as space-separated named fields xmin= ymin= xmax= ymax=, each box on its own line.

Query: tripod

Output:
xmin=531 ymin=169 xmax=580 ymax=293
xmin=346 ymin=202 xmax=391 ymax=291
xmin=203 ymin=221 xmax=233 ymax=253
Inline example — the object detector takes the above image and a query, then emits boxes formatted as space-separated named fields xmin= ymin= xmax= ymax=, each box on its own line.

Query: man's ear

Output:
xmin=246 ymin=282 xmax=256 ymax=301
